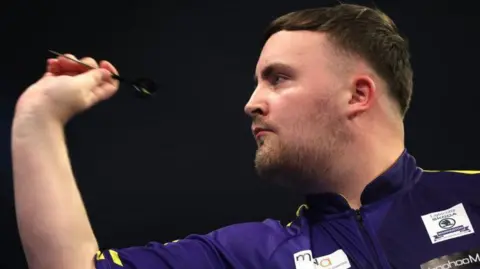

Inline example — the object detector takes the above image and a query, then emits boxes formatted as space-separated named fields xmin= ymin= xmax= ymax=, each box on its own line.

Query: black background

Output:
xmin=0 ymin=0 xmax=478 ymax=268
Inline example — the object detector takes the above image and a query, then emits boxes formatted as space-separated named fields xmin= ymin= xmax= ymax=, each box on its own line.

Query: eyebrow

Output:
xmin=253 ymin=62 xmax=295 ymax=84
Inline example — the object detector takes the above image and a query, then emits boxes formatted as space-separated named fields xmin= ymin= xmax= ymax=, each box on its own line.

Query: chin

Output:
xmin=254 ymin=149 xmax=296 ymax=187
xmin=254 ymin=141 xmax=322 ymax=192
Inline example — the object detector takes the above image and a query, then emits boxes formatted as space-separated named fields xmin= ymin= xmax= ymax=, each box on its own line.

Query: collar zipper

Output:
xmin=355 ymin=209 xmax=383 ymax=268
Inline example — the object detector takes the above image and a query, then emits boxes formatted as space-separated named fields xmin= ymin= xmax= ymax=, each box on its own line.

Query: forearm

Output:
xmin=12 ymin=114 xmax=97 ymax=269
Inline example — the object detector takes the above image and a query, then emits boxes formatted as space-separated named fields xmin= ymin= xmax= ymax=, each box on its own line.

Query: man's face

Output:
xmin=245 ymin=30 xmax=353 ymax=190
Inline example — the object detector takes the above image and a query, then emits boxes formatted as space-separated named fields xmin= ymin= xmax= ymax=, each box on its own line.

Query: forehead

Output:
xmin=256 ymin=30 xmax=336 ymax=73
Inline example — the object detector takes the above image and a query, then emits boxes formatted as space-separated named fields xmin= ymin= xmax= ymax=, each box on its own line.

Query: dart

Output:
xmin=48 ymin=50 xmax=157 ymax=98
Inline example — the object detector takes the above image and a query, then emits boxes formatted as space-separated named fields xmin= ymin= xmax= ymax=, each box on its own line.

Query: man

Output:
xmin=11 ymin=3 xmax=480 ymax=269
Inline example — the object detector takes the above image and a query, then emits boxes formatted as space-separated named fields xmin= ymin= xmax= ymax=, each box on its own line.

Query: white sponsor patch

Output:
xmin=421 ymin=203 xmax=474 ymax=244
xmin=294 ymin=250 xmax=316 ymax=269
xmin=294 ymin=249 xmax=351 ymax=269
xmin=313 ymin=249 xmax=351 ymax=269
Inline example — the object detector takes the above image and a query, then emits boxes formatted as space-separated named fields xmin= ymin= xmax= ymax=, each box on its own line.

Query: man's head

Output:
xmin=244 ymin=4 xmax=413 ymax=192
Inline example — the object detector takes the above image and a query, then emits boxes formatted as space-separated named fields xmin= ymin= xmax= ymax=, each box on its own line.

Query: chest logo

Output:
xmin=421 ymin=203 xmax=474 ymax=244
xmin=293 ymin=249 xmax=351 ymax=269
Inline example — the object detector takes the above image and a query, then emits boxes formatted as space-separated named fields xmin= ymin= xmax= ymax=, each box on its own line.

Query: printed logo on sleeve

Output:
xmin=421 ymin=203 xmax=474 ymax=244
xmin=294 ymin=249 xmax=351 ymax=269
xmin=420 ymin=248 xmax=480 ymax=269
xmin=294 ymin=250 xmax=315 ymax=269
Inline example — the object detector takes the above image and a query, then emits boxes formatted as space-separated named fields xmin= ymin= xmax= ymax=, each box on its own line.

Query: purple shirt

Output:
xmin=94 ymin=151 xmax=480 ymax=268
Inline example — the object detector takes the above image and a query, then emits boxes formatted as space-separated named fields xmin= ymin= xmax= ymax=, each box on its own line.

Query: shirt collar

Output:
xmin=303 ymin=149 xmax=423 ymax=216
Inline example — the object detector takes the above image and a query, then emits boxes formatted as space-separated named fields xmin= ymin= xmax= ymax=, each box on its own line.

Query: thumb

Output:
xmin=74 ymin=68 xmax=111 ymax=88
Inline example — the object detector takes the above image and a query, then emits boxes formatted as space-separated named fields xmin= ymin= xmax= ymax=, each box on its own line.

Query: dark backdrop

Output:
xmin=0 ymin=0 xmax=478 ymax=268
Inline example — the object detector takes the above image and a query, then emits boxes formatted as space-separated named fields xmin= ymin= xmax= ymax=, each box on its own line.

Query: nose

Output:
xmin=244 ymin=87 xmax=268 ymax=118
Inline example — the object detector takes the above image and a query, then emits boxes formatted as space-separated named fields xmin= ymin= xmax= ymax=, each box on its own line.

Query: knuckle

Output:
xmin=63 ymin=53 xmax=77 ymax=59
xmin=81 ymin=57 xmax=98 ymax=68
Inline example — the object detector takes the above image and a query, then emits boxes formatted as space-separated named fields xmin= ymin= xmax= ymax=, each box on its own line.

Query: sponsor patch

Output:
xmin=294 ymin=249 xmax=351 ymax=269
xmin=421 ymin=203 xmax=474 ymax=244
xmin=294 ymin=250 xmax=315 ymax=269
xmin=421 ymin=248 xmax=480 ymax=269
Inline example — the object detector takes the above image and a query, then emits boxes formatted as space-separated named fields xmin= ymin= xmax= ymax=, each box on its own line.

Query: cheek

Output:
xmin=278 ymin=102 xmax=319 ymax=138
xmin=269 ymin=88 xmax=337 ymax=136
xmin=295 ymin=98 xmax=339 ymax=134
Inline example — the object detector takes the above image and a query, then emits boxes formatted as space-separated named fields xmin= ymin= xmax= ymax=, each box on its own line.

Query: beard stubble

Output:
xmin=253 ymin=103 xmax=351 ymax=193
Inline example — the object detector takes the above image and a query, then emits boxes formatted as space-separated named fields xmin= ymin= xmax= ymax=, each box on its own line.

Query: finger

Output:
xmin=63 ymin=53 xmax=77 ymax=60
xmin=56 ymin=54 xmax=80 ymax=71
xmin=47 ymin=57 xmax=81 ymax=77
xmin=68 ymin=57 xmax=99 ymax=74
xmin=80 ymin=57 xmax=99 ymax=69
xmin=47 ymin=58 xmax=57 ymax=65
xmin=99 ymin=60 xmax=120 ymax=87
xmin=42 ymin=72 xmax=54 ymax=78
xmin=93 ymin=82 xmax=119 ymax=102
xmin=62 ymin=71 xmax=87 ymax=76
xmin=99 ymin=60 xmax=118 ymax=75
xmin=57 ymin=54 xmax=95 ymax=74
xmin=74 ymin=68 xmax=111 ymax=88
xmin=56 ymin=53 xmax=78 ymax=65
xmin=46 ymin=58 xmax=60 ymax=74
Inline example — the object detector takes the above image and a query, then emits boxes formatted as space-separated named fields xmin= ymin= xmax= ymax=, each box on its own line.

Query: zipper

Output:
xmin=355 ymin=209 xmax=383 ymax=268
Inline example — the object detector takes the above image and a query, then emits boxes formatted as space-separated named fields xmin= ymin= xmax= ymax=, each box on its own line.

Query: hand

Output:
xmin=14 ymin=54 xmax=120 ymax=125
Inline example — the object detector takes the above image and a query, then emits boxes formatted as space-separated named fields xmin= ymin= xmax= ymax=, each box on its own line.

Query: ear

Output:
xmin=347 ymin=76 xmax=376 ymax=117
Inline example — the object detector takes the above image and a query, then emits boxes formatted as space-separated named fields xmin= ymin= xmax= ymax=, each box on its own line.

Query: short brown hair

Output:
xmin=264 ymin=4 xmax=413 ymax=117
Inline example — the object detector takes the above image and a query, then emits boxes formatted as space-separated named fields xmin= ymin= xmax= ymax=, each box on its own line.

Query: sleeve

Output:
xmin=94 ymin=219 xmax=290 ymax=269
xmin=94 ymin=234 xmax=228 ymax=269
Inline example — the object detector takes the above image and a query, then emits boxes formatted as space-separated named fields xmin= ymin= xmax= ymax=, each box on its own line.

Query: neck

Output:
xmin=315 ymin=122 xmax=405 ymax=209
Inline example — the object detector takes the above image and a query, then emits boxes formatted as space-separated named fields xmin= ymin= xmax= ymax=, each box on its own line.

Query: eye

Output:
xmin=269 ymin=74 xmax=288 ymax=86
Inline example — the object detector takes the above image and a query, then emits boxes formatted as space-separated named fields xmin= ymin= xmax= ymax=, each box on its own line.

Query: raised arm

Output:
xmin=11 ymin=54 xmax=119 ymax=269
xmin=11 ymin=53 xmax=277 ymax=269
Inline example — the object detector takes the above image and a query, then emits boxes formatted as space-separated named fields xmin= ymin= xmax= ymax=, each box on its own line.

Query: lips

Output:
xmin=253 ymin=127 xmax=272 ymax=138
